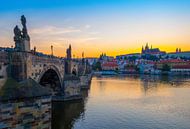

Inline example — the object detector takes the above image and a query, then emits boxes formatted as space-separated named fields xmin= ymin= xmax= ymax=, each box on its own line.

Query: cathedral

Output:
xmin=141 ymin=43 xmax=166 ymax=55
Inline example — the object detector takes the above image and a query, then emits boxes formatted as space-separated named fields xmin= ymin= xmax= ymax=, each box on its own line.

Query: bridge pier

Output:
xmin=61 ymin=75 xmax=82 ymax=101
xmin=80 ymin=74 xmax=92 ymax=89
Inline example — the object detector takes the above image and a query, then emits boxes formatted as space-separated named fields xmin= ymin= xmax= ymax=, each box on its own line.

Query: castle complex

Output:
xmin=141 ymin=43 xmax=166 ymax=55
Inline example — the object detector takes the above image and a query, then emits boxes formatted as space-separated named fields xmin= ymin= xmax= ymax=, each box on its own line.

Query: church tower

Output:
xmin=65 ymin=44 xmax=72 ymax=74
xmin=66 ymin=44 xmax=72 ymax=59
xmin=142 ymin=46 xmax=144 ymax=53
xmin=145 ymin=43 xmax=149 ymax=50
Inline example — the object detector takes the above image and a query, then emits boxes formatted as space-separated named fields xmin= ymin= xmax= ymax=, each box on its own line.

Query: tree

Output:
xmin=162 ymin=64 xmax=171 ymax=71
xmin=135 ymin=66 xmax=140 ymax=72
xmin=92 ymin=61 xmax=102 ymax=71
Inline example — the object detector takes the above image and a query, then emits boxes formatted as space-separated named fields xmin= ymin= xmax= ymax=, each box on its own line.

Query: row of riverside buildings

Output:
xmin=89 ymin=43 xmax=190 ymax=75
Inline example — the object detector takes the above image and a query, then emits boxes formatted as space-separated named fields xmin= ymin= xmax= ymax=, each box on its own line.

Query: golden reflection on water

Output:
xmin=91 ymin=76 xmax=175 ymax=100
xmin=88 ymin=76 xmax=190 ymax=122
xmin=53 ymin=75 xmax=190 ymax=129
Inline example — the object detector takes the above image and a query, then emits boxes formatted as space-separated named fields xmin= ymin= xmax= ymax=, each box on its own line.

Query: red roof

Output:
xmin=172 ymin=65 xmax=190 ymax=69
xmin=158 ymin=59 xmax=185 ymax=64
xmin=147 ymin=61 xmax=156 ymax=65
xmin=102 ymin=62 xmax=118 ymax=67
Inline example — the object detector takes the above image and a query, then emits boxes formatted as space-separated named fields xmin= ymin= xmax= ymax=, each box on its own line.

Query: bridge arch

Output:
xmin=38 ymin=65 xmax=63 ymax=95
xmin=72 ymin=67 xmax=77 ymax=76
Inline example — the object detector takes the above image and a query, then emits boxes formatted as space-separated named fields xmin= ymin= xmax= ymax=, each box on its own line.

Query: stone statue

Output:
xmin=66 ymin=44 xmax=72 ymax=59
xmin=13 ymin=25 xmax=22 ymax=41
xmin=14 ymin=25 xmax=23 ymax=51
xmin=13 ymin=15 xmax=31 ymax=52
xmin=21 ymin=15 xmax=30 ymax=40
xmin=66 ymin=48 xmax=70 ymax=59
xmin=21 ymin=15 xmax=26 ymax=26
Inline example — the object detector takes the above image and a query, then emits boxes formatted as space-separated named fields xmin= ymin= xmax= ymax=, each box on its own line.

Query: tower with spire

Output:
xmin=142 ymin=46 xmax=144 ymax=53
xmin=65 ymin=44 xmax=72 ymax=74
xmin=66 ymin=44 xmax=72 ymax=59
xmin=145 ymin=43 xmax=149 ymax=50
xmin=141 ymin=43 xmax=164 ymax=55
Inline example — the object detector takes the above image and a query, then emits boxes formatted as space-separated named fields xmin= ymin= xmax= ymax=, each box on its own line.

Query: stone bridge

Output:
xmin=0 ymin=15 xmax=91 ymax=101
xmin=11 ymin=51 xmax=79 ymax=96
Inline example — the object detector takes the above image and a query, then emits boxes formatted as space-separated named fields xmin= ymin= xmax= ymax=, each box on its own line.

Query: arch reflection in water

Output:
xmin=52 ymin=90 xmax=89 ymax=129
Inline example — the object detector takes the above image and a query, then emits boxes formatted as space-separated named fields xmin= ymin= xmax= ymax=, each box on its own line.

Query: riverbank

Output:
xmin=94 ymin=70 xmax=190 ymax=77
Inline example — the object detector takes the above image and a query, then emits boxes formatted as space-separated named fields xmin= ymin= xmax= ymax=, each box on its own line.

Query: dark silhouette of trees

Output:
xmin=92 ymin=61 xmax=102 ymax=71
xmin=162 ymin=64 xmax=171 ymax=71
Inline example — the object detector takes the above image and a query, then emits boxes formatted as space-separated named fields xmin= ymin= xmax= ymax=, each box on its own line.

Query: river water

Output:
xmin=53 ymin=75 xmax=190 ymax=129
xmin=1 ymin=75 xmax=190 ymax=129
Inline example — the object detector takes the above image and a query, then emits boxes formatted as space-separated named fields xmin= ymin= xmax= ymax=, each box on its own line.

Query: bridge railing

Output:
xmin=31 ymin=55 xmax=64 ymax=65
xmin=0 ymin=51 xmax=9 ymax=64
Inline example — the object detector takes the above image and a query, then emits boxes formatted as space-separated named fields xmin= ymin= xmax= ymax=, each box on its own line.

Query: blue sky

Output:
xmin=0 ymin=0 xmax=190 ymax=57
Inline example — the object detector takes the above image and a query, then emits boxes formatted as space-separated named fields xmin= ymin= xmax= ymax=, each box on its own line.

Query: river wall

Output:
xmin=0 ymin=96 xmax=51 ymax=129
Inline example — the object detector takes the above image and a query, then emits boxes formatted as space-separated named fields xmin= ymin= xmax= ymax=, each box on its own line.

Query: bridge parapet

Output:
xmin=29 ymin=55 xmax=65 ymax=85
xmin=10 ymin=51 xmax=65 ymax=88
xmin=31 ymin=55 xmax=63 ymax=64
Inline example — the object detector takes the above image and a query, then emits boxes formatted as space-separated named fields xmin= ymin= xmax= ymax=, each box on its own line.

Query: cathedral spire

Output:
xmin=145 ymin=43 xmax=149 ymax=50
xmin=69 ymin=44 xmax=71 ymax=50
xmin=142 ymin=46 xmax=144 ymax=53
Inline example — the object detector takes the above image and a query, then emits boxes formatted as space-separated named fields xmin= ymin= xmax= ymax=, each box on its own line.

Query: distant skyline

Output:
xmin=0 ymin=0 xmax=190 ymax=57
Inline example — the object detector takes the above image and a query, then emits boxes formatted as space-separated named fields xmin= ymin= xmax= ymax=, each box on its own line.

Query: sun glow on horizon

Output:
xmin=0 ymin=0 xmax=190 ymax=57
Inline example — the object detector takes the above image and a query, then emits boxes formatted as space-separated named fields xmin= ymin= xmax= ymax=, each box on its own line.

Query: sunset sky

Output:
xmin=0 ymin=0 xmax=190 ymax=57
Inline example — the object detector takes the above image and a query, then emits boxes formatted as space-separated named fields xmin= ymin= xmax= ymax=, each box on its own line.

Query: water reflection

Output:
xmin=1 ymin=76 xmax=190 ymax=129
xmin=71 ymin=75 xmax=190 ymax=129
xmin=52 ymin=90 xmax=89 ymax=129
